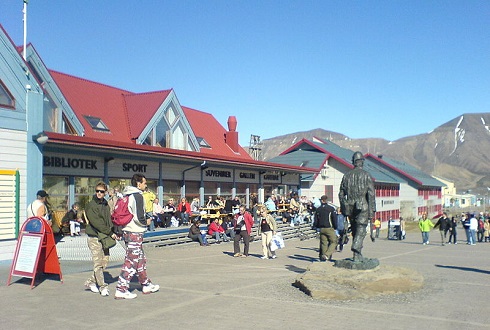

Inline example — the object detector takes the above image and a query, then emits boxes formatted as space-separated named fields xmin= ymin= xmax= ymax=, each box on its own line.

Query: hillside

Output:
xmin=256 ymin=113 xmax=490 ymax=194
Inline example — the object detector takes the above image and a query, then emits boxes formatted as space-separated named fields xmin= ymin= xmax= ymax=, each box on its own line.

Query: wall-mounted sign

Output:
xmin=43 ymin=153 xmax=103 ymax=176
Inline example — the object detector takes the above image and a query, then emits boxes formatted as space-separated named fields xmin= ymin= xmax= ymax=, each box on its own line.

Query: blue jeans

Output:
xmin=421 ymin=231 xmax=429 ymax=244
xmin=213 ymin=232 xmax=228 ymax=242
xmin=469 ymin=229 xmax=476 ymax=244
xmin=146 ymin=212 xmax=155 ymax=231
xmin=180 ymin=213 xmax=189 ymax=225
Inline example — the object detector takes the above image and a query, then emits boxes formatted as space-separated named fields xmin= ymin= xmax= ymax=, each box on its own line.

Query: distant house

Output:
xmin=365 ymin=154 xmax=444 ymax=219
xmin=270 ymin=138 xmax=403 ymax=222
xmin=270 ymin=137 xmax=445 ymax=221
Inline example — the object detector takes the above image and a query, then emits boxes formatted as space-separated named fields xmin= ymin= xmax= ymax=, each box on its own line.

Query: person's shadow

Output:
xmin=435 ymin=264 xmax=490 ymax=275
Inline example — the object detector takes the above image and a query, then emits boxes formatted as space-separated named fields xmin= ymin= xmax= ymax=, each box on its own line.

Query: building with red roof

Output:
xmin=0 ymin=24 xmax=314 ymax=256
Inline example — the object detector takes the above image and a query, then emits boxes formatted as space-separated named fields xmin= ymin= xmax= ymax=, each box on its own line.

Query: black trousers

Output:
xmin=234 ymin=230 xmax=250 ymax=256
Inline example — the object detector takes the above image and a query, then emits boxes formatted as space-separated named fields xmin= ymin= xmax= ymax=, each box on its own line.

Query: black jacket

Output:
xmin=313 ymin=203 xmax=337 ymax=229
xmin=434 ymin=216 xmax=449 ymax=231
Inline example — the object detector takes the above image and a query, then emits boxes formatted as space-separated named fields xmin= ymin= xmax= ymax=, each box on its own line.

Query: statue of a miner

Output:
xmin=339 ymin=151 xmax=376 ymax=263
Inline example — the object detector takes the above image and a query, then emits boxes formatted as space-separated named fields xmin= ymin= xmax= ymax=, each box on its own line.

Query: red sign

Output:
xmin=7 ymin=217 xmax=63 ymax=289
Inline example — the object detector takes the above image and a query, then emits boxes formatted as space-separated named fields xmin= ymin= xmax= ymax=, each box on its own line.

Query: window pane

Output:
xmin=43 ymin=176 xmax=69 ymax=212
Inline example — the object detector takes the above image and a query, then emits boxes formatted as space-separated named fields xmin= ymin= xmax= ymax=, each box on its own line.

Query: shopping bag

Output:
xmin=270 ymin=239 xmax=279 ymax=252
xmin=272 ymin=233 xmax=285 ymax=249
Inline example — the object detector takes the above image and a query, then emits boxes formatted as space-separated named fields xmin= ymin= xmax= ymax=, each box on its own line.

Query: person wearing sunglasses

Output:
xmin=84 ymin=181 xmax=116 ymax=297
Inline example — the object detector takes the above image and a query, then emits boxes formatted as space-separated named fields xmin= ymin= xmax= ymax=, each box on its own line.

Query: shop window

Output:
xmin=42 ymin=176 xmax=69 ymax=212
xmin=162 ymin=180 xmax=180 ymax=203
xmin=0 ymin=80 xmax=15 ymax=109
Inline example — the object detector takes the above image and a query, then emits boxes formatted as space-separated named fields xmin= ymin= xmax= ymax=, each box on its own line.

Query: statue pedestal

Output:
xmin=294 ymin=262 xmax=423 ymax=300
xmin=334 ymin=257 xmax=380 ymax=270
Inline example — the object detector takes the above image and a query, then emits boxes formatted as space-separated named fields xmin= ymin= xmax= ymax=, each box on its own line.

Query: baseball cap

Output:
xmin=36 ymin=190 xmax=48 ymax=198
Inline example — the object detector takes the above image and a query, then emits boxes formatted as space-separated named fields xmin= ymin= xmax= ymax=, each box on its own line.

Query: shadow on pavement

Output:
xmin=435 ymin=264 xmax=490 ymax=275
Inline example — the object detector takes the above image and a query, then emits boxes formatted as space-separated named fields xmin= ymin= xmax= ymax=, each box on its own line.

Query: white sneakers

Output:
xmin=85 ymin=283 xmax=99 ymax=293
xmin=114 ymin=283 xmax=159 ymax=299
xmin=271 ymin=255 xmax=277 ymax=259
xmin=260 ymin=256 xmax=268 ymax=259
xmin=114 ymin=290 xmax=138 ymax=300
xmin=142 ymin=283 xmax=160 ymax=294
xmin=100 ymin=287 xmax=109 ymax=297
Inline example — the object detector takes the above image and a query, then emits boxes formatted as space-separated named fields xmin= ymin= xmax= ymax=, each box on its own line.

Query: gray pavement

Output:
xmin=1 ymin=227 xmax=489 ymax=329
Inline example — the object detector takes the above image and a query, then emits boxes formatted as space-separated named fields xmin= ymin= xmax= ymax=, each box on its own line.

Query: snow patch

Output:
xmin=450 ymin=116 xmax=465 ymax=156
xmin=481 ymin=117 xmax=486 ymax=125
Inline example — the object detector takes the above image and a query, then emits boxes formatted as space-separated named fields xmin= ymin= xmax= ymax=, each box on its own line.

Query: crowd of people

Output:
xmin=419 ymin=211 xmax=490 ymax=246
xmin=31 ymin=182 xmax=490 ymax=301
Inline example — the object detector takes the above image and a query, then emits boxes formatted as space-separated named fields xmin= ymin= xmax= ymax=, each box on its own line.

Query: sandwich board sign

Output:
xmin=7 ymin=217 xmax=63 ymax=288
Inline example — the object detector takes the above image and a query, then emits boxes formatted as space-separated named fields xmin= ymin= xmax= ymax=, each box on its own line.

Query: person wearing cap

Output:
xmin=27 ymin=190 xmax=51 ymax=225
xmin=313 ymin=195 xmax=337 ymax=261
xmin=339 ymin=151 xmax=376 ymax=262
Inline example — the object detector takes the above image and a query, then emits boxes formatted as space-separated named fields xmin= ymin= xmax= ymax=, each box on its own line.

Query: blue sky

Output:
xmin=2 ymin=1 xmax=489 ymax=146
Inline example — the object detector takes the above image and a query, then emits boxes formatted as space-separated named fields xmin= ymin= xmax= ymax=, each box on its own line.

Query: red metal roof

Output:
xmin=183 ymin=106 xmax=252 ymax=160
xmin=49 ymin=70 xmax=252 ymax=161
xmin=50 ymin=70 xmax=134 ymax=142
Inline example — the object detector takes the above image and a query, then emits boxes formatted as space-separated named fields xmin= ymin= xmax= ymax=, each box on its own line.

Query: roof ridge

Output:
xmin=124 ymin=89 xmax=173 ymax=97
xmin=121 ymin=94 xmax=134 ymax=141
xmin=48 ymin=69 xmax=134 ymax=94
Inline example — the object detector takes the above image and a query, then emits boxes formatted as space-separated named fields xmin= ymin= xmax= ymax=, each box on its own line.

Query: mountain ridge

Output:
xmin=256 ymin=113 xmax=490 ymax=194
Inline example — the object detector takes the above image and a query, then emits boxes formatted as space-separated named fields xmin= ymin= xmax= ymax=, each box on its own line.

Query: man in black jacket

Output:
xmin=313 ymin=195 xmax=337 ymax=261
xmin=434 ymin=212 xmax=449 ymax=246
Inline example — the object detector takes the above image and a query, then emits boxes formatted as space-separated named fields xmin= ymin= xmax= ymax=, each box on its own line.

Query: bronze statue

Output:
xmin=339 ymin=151 xmax=376 ymax=262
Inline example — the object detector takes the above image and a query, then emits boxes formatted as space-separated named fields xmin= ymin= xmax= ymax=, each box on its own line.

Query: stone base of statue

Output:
xmin=334 ymin=257 xmax=380 ymax=270
xmin=294 ymin=261 xmax=423 ymax=300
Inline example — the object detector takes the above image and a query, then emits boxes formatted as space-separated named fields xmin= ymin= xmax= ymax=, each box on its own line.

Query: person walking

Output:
xmin=468 ymin=213 xmax=477 ymax=245
xmin=336 ymin=207 xmax=348 ymax=252
xmin=447 ymin=216 xmax=458 ymax=244
xmin=257 ymin=205 xmax=278 ymax=259
xmin=84 ymin=182 xmax=116 ymax=297
xmin=115 ymin=174 xmax=159 ymax=300
xmin=418 ymin=212 xmax=434 ymax=245
xmin=313 ymin=195 xmax=338 ymax=262
xmin=434 ymin=212 xmax=449 ymax=246
xmin=373 ymin=218 xmax=381 ymax=238
xmin=233 ymin=205 xmax=254 ymax=258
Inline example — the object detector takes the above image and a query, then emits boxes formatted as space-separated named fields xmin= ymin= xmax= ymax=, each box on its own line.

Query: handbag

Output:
xmin=98 ymin=232 xmax=116 ymax=250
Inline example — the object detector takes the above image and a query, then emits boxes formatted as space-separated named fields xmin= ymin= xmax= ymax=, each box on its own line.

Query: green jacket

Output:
xmin=85 ymin=195 xmax=113 ymax=238
xmin=418 ymin=218 xmax=434 ymax=232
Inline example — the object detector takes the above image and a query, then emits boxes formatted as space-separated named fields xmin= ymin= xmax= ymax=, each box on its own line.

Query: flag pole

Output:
xmin=23 ymin=0 xmax=28 ymax=60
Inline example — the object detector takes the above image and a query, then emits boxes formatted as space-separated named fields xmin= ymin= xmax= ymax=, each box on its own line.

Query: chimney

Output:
xmin=225 ymin=116 xmax=239 ymax=153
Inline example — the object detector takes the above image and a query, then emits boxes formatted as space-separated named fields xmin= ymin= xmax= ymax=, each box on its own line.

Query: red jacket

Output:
xmin=208 ymin=221 xmax=225 ymax=235
xmin=234 ymin=211 xmax=254 ymax=235
xmin=178 ymin=202 xmax=191 ymax=215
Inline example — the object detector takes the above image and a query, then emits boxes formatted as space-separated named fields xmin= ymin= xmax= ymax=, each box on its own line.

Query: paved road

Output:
xmin=0 ymin=227 xmax=489 ymax=330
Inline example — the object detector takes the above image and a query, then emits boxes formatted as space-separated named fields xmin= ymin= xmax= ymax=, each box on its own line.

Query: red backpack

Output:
xmin=111 ymin=196 xmax=133 ymax=226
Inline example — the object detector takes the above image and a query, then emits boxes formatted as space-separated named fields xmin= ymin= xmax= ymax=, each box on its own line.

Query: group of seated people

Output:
xmin=187 ymin=216 xmax=237 ymax=246
xmin=150 ymin=197 xmax=201 ymax=229
xmin=150 ymin=195 xmax=243 ymax=230
xmin=261 ymin=192 xmax=320 ymax=225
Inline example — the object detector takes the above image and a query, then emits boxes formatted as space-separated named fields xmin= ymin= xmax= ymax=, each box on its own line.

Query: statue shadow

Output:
xmin=435 ymin=264 xmax=490 ymax=275
xmin=285 ymin=264 xmax=307 ymax=273
xmin=288 ymin=254 xmax=317 ymax=263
